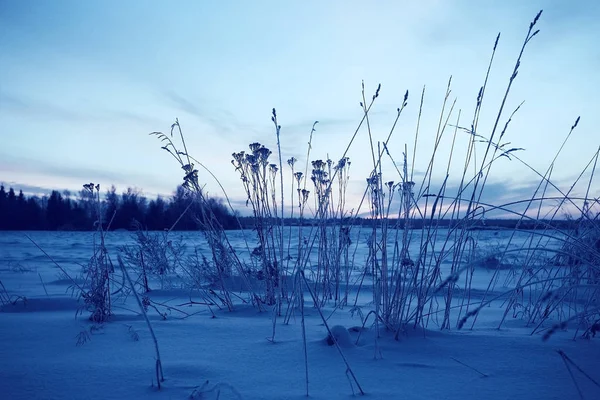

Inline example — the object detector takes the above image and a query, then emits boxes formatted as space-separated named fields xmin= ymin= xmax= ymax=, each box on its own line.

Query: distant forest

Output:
xmin=0 ymin=184 xmax=581 ymax=232
xmin=0 ymin=184 xmax=238 ymax=231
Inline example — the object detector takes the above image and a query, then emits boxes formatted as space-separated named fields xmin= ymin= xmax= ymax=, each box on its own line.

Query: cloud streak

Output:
xmin=163 ymin=91 xmax=263 ymax=138
xmin=0 ymin=154 xmax=179 ymax=198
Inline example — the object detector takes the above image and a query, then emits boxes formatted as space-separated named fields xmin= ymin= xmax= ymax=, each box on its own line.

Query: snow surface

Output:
xmin=1 ymin=230 xmax=599 ymax=400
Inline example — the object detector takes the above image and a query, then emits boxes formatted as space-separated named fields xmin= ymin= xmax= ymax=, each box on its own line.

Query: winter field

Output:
xmin=1 ymin=228 xmax=599 ymax=400
xmin=2 ymin=8 xmax=599 ymax=400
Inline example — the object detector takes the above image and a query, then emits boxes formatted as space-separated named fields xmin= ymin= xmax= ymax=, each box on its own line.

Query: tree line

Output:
xmin=0 ymin=184 xmax=579 ymax=232
xmin=0 ymin=184 xmax=238 ymax=231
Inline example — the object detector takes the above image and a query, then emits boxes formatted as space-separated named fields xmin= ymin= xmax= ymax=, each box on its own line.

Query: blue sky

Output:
xmin=1 ymin=0 xmax=598 ymax=217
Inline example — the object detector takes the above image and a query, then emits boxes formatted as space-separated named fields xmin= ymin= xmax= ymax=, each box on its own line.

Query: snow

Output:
xmin=1 ymin=230 xmax=599 ymax=400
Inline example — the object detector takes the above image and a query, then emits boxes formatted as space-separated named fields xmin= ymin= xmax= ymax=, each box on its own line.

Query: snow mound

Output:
xmin=325 ymin=325 xmax=355 ymax=348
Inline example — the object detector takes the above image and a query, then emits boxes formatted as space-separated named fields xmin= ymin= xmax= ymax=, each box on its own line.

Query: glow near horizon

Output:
xmin=0 ymin=0 xmax=599 ymax=217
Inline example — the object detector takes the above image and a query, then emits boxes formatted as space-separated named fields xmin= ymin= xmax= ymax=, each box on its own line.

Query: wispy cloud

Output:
xmin=164 ymin=92 xmax=206 ymax=121
xmin=0 ymin=182 xmax=55 ymax=197
xmin=0 ymin=154 xmax=179 ymax=197
xmin=0 ymin=90 xmax=165 ymax=127
xmin=163 ymin=91 xmax=263 ymax=138
xmin=0 ymin=91 xmax=88 ymax=121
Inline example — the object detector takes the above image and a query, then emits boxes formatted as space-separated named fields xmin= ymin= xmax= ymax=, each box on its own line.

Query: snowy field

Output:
xmin=1 ymin=229 xmax=599 ymax=400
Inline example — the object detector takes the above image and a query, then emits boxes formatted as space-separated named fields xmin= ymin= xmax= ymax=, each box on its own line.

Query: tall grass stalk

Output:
xmin=118 ymin=256 xmax=164 ymax=389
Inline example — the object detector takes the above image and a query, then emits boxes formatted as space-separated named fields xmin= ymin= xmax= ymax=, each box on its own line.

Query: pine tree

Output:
xmin=0 ymin=185 xmax=7 ymax=230
xmin=6 ymin=188 xmax=17 ymax=230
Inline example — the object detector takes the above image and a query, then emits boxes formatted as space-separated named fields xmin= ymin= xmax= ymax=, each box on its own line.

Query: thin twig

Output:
xmin=450 ymin=357 xmax=489 ymax=378
xmin=118 ymin=256 xmax=164 ymax=389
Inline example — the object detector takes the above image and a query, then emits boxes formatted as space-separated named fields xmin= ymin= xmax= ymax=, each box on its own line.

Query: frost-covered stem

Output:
xmin=118 ymin=256 xmax=164 ymax=389
xmin=273 ymin=109 xmax=285 ymax=303
xmin=299 ymin=271 xmax=309 ymax=397
xmin=300 ymin=270 xmax=365 ymax=395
